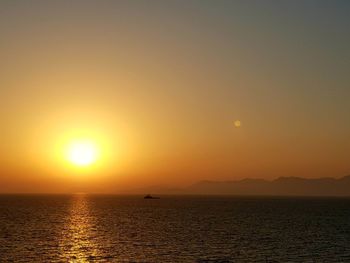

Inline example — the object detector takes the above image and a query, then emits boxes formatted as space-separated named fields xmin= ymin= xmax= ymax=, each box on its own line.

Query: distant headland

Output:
xmin=128 ymin=175 xmax=350 ymax=196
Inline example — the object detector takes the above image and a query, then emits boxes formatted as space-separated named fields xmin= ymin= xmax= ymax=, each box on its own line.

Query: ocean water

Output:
xmin=0 ymin=195 xmax=350 ymax=262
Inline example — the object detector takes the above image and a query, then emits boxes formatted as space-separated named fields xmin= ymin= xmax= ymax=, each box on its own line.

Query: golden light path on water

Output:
xmin=59 ymin=195 xmax=101 ymax=262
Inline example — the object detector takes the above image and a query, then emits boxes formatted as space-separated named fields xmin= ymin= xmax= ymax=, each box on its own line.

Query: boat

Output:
xmin=144 ymin=194 xmax=160 ymax=199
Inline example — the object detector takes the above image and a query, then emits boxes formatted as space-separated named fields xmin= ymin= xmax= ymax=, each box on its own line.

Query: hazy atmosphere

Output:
xmin=2 ymin=1 xmax=350 ymax=262
xmin=1 ymin=0 xmax=350 ymax=193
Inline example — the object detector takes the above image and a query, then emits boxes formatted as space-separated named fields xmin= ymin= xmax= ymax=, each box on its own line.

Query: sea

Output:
xmin=0 ymin=195 xmax=350 ymax=262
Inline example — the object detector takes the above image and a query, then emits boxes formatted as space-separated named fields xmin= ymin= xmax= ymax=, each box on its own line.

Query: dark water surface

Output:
xmin=0 ymin=195 xmax=350 ymax=262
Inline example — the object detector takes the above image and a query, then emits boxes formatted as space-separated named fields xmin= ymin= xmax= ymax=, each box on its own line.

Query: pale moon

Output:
xmin=234 ymin=120 xmax=241 ymax=128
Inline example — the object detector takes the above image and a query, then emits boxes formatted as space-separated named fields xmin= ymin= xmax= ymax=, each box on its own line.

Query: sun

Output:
xmin=66 ymin=140 xmax=99 ymax=167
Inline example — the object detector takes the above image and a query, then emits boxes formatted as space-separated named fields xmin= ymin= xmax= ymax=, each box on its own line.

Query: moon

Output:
xmin=234 ymin=120 xmax=241 ymax=128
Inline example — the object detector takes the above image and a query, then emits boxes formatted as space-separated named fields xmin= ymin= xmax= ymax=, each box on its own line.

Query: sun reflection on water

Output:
xmin=59 ymin=194 xmax=101 ymax=262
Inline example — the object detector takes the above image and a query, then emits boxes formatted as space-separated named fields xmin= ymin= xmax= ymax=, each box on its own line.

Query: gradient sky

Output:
xmin=1 ymin=0 xmax=350 ymax=193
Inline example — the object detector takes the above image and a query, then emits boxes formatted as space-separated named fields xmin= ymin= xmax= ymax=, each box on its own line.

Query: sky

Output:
xmin=1 ymin=0 xmax=350 ymax=193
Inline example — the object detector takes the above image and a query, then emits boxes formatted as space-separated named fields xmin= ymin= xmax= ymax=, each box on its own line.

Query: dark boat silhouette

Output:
xmin=144 ymin=194 xmax=160 ymax=199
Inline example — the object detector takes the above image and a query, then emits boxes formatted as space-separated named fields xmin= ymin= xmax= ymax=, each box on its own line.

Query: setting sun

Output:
xmin=66 ymin=140 xmax=99 ymax=167
xmin=1 ymin=1 xmax=350 ymax=262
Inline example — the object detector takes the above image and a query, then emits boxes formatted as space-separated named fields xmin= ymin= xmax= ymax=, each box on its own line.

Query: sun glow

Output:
xmin=66 ymin=140 xmax=100 ymax=167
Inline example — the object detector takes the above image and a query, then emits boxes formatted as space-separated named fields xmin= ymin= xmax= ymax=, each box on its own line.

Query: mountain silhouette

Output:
xmin=185 ymin=175 xmax=350 ymax=196
xmin=127 ymin=175 xmax=350 ymax=196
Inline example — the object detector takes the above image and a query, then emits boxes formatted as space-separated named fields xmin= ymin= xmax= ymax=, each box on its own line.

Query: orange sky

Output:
xmin=1 ymin=1 xmax=350 ymax=193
